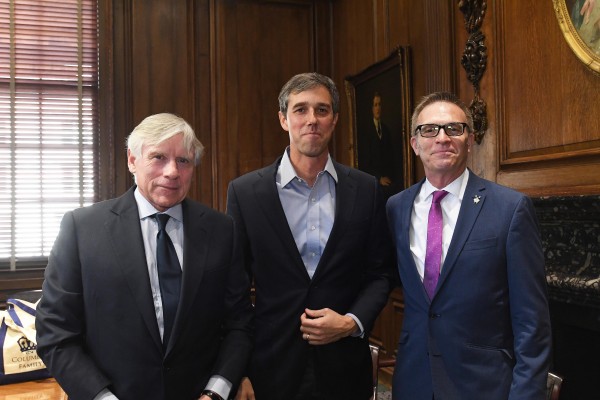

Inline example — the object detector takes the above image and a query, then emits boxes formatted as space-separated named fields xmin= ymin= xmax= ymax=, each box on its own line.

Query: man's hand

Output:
xmin=379 ymin=176 xmax=392 ymax=186
xmin=300 ymin=308 xmax=358 ymax=345
xmin=234 ymin=377 xmax=255 ymax=400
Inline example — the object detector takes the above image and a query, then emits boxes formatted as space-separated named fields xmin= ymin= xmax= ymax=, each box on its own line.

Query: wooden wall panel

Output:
xmin=213 ymin=0 xmax=331 ymax=210
xmin=492 ymin=1 xmax=600 ymax=195
xmin=130 ymin=0 xmax=194 ymax=121
xmin=191 ymin=0 xmax=213 ymax=205
xmin=330 ymin=0 xmax=455 ymax=177
xmin=330 ymin=0 xmax=377 ymax=167
xmin=104 ymin=0 xmax=209 ymax=201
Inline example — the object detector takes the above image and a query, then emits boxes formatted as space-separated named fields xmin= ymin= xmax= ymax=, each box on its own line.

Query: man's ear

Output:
xmin=410 ymin=136 xmax=420 ymax=156
xmin=278 ymin=111 xmax=289 ymax=131
xmin=127 ymin=148 xmax=136 ymax=173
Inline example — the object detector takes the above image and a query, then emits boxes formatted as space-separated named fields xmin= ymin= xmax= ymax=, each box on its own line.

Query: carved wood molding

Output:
xmin=458 ymin=0 xmax=488 ymax=144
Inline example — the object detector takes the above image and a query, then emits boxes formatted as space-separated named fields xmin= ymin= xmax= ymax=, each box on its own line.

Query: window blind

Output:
xmin=0 ymin=0 xmax=98 ymax=270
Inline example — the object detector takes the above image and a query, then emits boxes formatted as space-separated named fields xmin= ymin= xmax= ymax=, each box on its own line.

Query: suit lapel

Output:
xmin=106 ymin=188 xmax=163 ymax=351
xmin=311 ymin=162 xmax=356 ymax=281
xmin=436 ymin=172 xmax=486 ymax=293
xmin=254 ymin=160 xmax=308 ymax=278
xmin=168 ymin=200 xmax=208 ymax=353
xmin=398 ymin=180 xmax=432 ymax=301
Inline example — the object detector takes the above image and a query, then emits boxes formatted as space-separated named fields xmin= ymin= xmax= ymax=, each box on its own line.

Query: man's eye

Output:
xmin=422 ymin=126 xmax=436 ymax=133
xmin=177 ymin=158 xmax=190 ymax=164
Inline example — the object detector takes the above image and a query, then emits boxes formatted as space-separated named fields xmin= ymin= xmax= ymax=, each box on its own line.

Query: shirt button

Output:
xmin=311 ymin=198 xmax=316 ymax=203
xmin=310 ymin=225 xmax=316 ymax=231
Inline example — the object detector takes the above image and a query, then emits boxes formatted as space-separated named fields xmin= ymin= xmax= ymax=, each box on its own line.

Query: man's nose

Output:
xmin=163 ymin=159 xmax=180 ymax=177
xmin=436 ymin=127 xmax=452 ymax=141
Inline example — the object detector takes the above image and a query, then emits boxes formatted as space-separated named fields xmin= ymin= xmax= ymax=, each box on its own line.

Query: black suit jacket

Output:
xmin=358 ymin=121 xmax=400 ymax=199
xmin=36 ymin=187 xmax=254 ymax=400
xmin=226 ymin=157 xmax=394 ymax=400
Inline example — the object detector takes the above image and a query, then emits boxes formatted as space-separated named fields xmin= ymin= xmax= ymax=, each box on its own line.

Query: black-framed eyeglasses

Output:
xmin=414 ymin=122 xmax=469 ymax=138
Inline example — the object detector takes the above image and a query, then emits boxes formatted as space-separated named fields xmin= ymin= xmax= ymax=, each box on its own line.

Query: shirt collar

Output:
xmin=134 ymin=187 xmax=183 ymax=222
xmin=422 ymin=168 xmax=469 ymax=201
xmin=279 ymin=146 xmax=338 ymax=186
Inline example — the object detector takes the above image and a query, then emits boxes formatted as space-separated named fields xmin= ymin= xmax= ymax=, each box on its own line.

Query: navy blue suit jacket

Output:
xmin=386 ymin=171 xmax=551 ymax=400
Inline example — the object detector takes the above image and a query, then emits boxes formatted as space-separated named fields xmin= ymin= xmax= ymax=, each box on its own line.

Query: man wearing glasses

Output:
xmin=386 ymin=92 xmax=551 ymax=399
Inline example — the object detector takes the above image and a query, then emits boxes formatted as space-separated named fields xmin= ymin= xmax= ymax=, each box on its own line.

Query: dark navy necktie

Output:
xmin=423 ymin=190 xmax=448 ymax=299
xmin=154 ymin=213 xmax=181 ymax=347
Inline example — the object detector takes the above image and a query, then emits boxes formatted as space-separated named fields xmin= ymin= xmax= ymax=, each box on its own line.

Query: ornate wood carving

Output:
xmin=458 ymin=0 xmax=488 ymax=144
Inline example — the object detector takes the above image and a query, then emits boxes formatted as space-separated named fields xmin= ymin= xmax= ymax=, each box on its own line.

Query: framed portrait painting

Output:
xmin=553 ymin=0 xmax=600 ymax=74
xmin=344 ymin=46 xmax=413 ymax=200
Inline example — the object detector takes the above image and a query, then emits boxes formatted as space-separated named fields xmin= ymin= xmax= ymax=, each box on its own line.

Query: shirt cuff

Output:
xmin=93 ymin=388 xmax=119 ymax=400
xmin=346 ymin=313 xmax=365 ymax=338
xmin=206 ymin=375 xmax=232 ymax=400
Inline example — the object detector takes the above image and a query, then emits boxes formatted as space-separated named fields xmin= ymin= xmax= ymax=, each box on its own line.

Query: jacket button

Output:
xmin=429 ymin=313 xmax=440 ymax=319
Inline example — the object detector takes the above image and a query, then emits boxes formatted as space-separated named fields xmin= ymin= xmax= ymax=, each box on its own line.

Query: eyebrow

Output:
xmin=291 ymin=101 xmax=332 ymax=109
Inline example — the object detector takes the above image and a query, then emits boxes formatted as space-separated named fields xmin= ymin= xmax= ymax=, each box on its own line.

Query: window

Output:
xmin=0 ymin=0 xmax=98 ymax=270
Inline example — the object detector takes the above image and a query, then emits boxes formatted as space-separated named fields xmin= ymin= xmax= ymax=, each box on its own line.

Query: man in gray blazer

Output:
xmin=387 ymin=92 xmax=551 ymax=399
xmin=36 ymin=113 xmax=253 ymax=400
xmin=227 ymin=73 xmax=394 ymax=400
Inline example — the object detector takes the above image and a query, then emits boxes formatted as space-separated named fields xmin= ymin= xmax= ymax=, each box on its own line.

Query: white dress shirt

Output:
xmin=92 ymin=189 xmax=231 ymax=400
xmin=409 ymin=169 xmax=469 ymax=281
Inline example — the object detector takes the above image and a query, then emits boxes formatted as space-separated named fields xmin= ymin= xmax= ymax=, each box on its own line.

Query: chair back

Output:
xmin=547 ymin=372 xmax=563 ymax=400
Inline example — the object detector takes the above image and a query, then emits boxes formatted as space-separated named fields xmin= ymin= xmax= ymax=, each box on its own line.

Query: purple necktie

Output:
xmin=423 ymin=190 xmax=448 ymax=299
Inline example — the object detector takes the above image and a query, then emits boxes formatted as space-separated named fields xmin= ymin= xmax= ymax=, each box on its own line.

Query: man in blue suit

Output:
xmin=386 ymin=92 xmax=551 ymax=399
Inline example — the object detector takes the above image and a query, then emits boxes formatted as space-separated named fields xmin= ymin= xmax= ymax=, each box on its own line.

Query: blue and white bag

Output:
xmin=0 ymin=298 xmax=51 ymax=384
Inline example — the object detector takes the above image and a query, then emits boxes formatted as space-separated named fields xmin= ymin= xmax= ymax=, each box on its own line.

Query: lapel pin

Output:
xmin=473 ymin=195 xmax=481 ymax=204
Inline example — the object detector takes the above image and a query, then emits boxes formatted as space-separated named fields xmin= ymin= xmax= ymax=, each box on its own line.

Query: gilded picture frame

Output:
xmin=344 ymin=46 xmax=413 ymax=200
xmin=553 ymin=0 xmax=600 ymax=74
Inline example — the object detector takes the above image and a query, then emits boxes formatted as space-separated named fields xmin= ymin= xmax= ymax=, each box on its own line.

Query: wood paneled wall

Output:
xmin=100 ymin=0 xmax=336 ymax=210
xmin=95 ymin=0 xmax=600 ymax=220
xmin=491 ymin=1 xmax=600 ymax=196
xmin=211 ymin=0 xmax=334 ymax=208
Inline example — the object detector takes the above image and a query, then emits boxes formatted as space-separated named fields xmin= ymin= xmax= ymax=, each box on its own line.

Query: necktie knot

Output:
xmin=432 ymin=190 xmax=448 ymax=204
xmin=155 ymin=213 xmax=170 ymax=231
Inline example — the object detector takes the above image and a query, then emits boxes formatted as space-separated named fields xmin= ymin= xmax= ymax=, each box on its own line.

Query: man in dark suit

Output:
xmin=36 ymin=113 xmax=254 ymax=400
xmin=227 ymin=73 xmax=394 ymax=400
xmin=358 ymin=92 xmax=397 ymax=199
xmin=386 ymin=92 xmax=551 ymax=399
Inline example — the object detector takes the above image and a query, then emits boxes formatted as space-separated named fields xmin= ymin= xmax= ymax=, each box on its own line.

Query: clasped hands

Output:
xmin=300 ymin=307 xmax=358 ymax=345
xmin=233 ymin=308 xmax=358 ymax=400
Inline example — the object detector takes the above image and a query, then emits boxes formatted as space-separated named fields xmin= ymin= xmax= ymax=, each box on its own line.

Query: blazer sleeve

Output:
xmin=35 ymin=211 xmax=111 ymax=399
xmin=346 ymin=180 xmax=395 ymax=334
xmin=208 ymin=212 xmax=254 ymax=389
xmin=506 ymin=196 xmax=552 ymax=399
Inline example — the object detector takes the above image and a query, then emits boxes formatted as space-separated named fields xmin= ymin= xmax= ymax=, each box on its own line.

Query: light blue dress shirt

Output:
xmin=276 ymin=148 xmax=364 ymax=336
xmin=276 ymin=148 xmax=337 ymax=279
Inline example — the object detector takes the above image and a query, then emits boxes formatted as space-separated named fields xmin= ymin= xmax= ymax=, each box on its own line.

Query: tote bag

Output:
xmin=0 ymin=297 xmax=51 ymax=384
